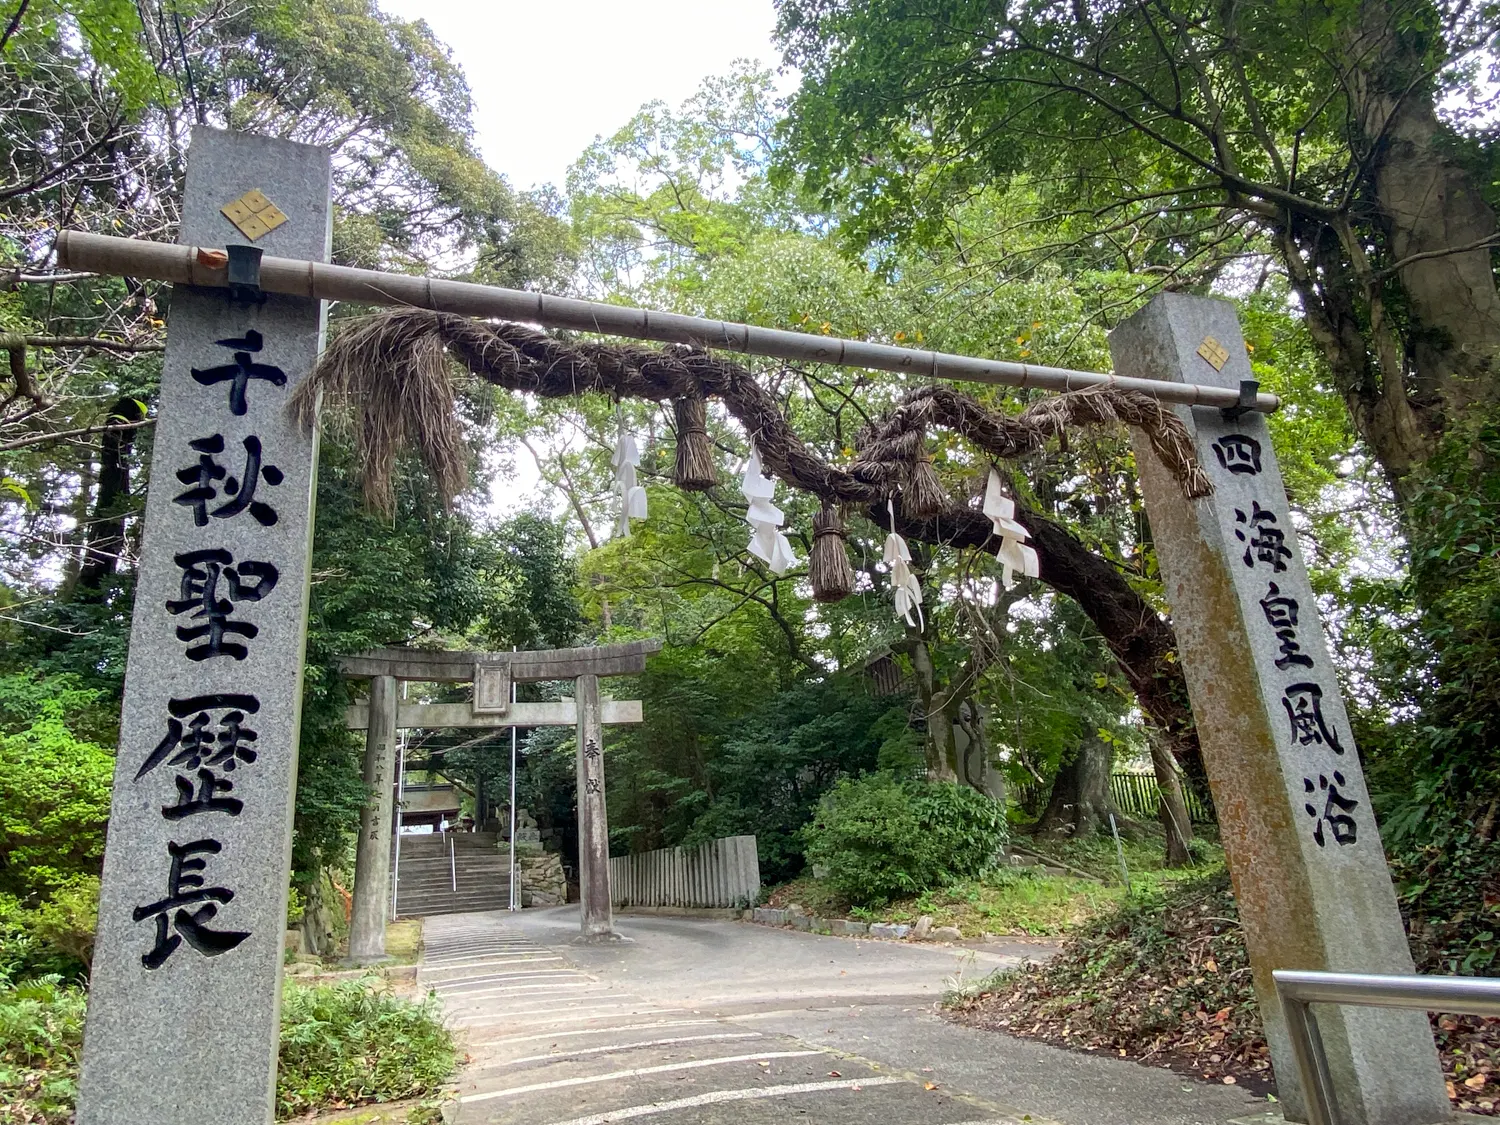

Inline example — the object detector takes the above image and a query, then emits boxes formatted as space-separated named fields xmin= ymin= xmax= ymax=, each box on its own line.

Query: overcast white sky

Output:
xmin=377 ymin=0 xmax=786 ymax=191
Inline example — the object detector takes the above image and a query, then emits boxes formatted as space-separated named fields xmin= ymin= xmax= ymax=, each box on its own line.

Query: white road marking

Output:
xmin=455 ymin=1002 xmax=670 ymax=1024
xmin=535 ymin=1076 xmax=909 ymax=1124
xmin=477 ymin=1019 xmax=724 ymax=1047
xmin=460 ymin=1050 xmax=826 ymax=1103
xmin=421 ymin=956 xmax=565 ymax=972
xmin=495 ymin=1033 xmax=762 ymax=1067
xmin=436 ymin=983 xmax=592 ymax=998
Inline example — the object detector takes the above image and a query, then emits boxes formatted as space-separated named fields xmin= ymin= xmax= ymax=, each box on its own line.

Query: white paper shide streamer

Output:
xmin=613 ymin=413 xmax=647 ymax=536
xmin=740 ymin=445 xmax=798 ymax=575
xmin=883 ymin=498 xmax=924 ymax=629
xmin=983 ymin=469 xmax=1039 ymax=589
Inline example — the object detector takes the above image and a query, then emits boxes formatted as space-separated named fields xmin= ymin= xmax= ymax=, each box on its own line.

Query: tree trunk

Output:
xmin=1035 ymin=732 xmax=1120 ymax=839
xmin=1282 ymin=3 xmax=1500 ymax=504
xmin=1149 ymin=730 xmax=1194 ymax=867
xmin=76 ymin=396 xmax=145 ymax=591
xmin=884 ymin=500 xmax=1211 ymax=805
xmin=905 ymin=630 xmax=960 ymax=780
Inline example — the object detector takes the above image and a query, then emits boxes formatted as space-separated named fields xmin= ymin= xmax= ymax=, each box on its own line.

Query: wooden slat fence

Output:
xmin=1109 ymin=772 xmax=1215 ymax=824
xmin=609 ymin=834 xmax=761 ymax=909
xmin=1012 ymin=774 xmax=1215 ymax=825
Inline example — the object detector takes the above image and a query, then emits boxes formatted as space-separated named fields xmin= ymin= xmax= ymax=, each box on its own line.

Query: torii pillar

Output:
xmin=1113 ymin=294 xmax=1447 ymax=1125
xmin=339 ymin=639 xmax=661 ymax=951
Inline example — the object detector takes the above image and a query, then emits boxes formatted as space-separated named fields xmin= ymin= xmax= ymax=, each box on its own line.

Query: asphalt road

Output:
xmin=424 ymin=907 xmax=1277 ymax=1125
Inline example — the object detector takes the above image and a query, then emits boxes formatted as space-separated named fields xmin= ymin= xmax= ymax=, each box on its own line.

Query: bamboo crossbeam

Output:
xmin=56 ymin=230 xmax=1279 ymax=413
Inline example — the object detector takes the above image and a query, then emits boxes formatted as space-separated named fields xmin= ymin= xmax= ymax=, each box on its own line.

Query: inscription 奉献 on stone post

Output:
xmin=1111 ymin=293 xmax=1448 ymax=1125
xmin=77 ymin=127 xmax=331 ymax=1125
xmin=574 ymin=673 xmax=616 ymax=941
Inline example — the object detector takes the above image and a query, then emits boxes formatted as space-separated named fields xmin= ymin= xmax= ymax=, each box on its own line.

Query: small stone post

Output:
xmin=574 ymin=673 xmax=616 ymax=940
xmin=346 ymin=674 xmax=397 ymax=963
xmin=1112 ymin=293 xmax=1448 ymax=1125
xmin=78 ymin=127 xmax=331 ymax=1125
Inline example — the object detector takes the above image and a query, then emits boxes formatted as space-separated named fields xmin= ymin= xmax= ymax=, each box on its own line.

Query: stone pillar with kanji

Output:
xmin=77 ymin=127 xmax=331 ymax=1125
xmin=1113 ymin=292 xmax=1448 ymax=1125
xmin=574 ymin=673 xmax=616 ymax=941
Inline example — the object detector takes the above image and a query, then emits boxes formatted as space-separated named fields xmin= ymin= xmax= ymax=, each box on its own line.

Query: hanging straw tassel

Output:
xmin=902 ymin=452 xmax=948 ymax=520
xmin=673 ymin=397 xmax=716 ymax=491
xmin=809 ymin=503 xmax=854 ymax=603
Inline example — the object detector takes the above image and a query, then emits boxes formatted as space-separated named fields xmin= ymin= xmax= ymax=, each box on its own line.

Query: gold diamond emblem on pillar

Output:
xmin=1196 ymin=335 xmax=1230 ymax=371
xmin=220 ymin=189 xmax=289 ymax=241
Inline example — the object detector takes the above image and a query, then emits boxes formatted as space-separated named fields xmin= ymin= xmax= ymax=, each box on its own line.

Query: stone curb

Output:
xmin=743 ymin=907 xmax=1038 ymax=948
xmin=747 ymin=906 xmax=916 ymax=940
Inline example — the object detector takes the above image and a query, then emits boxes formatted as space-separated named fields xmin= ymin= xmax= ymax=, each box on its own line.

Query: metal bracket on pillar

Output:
xmin=1220 ymin=378 xmax=1259 ymax=422
xmin=225 ymin=244 xmax=265 ymax=306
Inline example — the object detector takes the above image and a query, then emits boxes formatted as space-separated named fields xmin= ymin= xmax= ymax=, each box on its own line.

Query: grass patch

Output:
xmin=277 ymin=977 xmax=456 ymax=1118
xmin=383 ymin=920 xmax=423 ymax=966
xmin=0 ymin=974 xmax=455 ymax=1123
xmin=894 ymin=867 xmax=1120 ymax=936
xmin=0 ymin=974 xmax=85 ymax=1125
xmin=767 ymin=831 xmax=1224 ymax=937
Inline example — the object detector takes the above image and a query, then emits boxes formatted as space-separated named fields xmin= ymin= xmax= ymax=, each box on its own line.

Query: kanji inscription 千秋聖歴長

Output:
xmin=78 ymin=128 xmax=332 ymax=1125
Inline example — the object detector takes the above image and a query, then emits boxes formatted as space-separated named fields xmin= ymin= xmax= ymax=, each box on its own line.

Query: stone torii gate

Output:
xmin=338 ymin=640 xmax=660 ymax=956
xmin=70 ymin=126 xmax=1449 ymax=1125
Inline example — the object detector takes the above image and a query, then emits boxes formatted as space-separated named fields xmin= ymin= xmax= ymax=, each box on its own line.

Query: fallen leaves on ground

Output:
xmin=943 ymin=870 xmax=1498 ymax=1115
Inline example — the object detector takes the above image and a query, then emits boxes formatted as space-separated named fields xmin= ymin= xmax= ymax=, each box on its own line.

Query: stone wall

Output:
xmin=503 ymin=846 xmax=566 ymax=907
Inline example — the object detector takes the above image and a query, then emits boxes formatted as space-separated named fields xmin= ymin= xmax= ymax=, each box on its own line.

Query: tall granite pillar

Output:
xmin=1112 ymin=293 xmax=1448 ymax=1125
xmin=78 ymin=127 xmax=331 ymax=1125
xmin=574 ymin=674 xmax=616 ymax=941
xmin=346 ymin=675 xmax=397 ymax=963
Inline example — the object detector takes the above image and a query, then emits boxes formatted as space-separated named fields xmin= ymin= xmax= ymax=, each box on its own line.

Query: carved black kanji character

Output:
xmin=583 ymin=739 xmax=601 ymax=761
xmin=1303 ymin=771 xmax=1359 ymax=847
xmin=132 ymin=839 xmax=249 ymax=969
xmin=166 ymin=549 xmax=279 ymax=661
xmin=163 ymin=768 xmax=243 ymax=820
xmin=191 ymin=330 xmax=286 ymax=415
xmin=174 ymin=434 xmax=282 ymax=527
xmin=138 ymin=694 xmax=260 ymax=779
xmin=1212 ymin=434 xmax=1262 ymax=476
xmin=1281 ymin=681 xmax=1345 ymax=754
xmin=584 ymin=777 xmax=602 ymax=794
xmin=1259 ymin=580 xmax=1313 ymax=670
xmin=1234 ymin=501 xmax=1293 ymax=572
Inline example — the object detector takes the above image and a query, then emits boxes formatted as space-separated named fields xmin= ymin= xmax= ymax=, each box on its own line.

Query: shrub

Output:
xmin=0 ymin=974 xmax=87 ymax=1125
xmin=26 ymin=879 xmax=99 ymax=974
xmin=0 ymin=697 xmax=114 ymax=900
xmin=804 ymin=774 xmax=1008 ymax=906
xmin=276 ymin=977 xmax=456 ymax=1117
xmin=0 ymin=974 xmax=457 ymax=1122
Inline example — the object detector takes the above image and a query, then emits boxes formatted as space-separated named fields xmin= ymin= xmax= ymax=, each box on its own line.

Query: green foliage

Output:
xmin=23 ymin=880 xmax=99 ymax=977
xmin=0 ymin=683 xmax=114 ymax=901
xmin=0 ymin=975 xmax=87 ymax=1125
xmin=804 ymin=774 xmax=1007 ymax=906
xmin=0 ymin=975 xmax=456 ymax=1123
xmin=276 ymin=978 xmax=456 ymax=1118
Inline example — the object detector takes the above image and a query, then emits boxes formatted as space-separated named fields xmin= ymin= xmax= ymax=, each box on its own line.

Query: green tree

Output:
xmin=0 ymin=676 xmax=114 ymax=900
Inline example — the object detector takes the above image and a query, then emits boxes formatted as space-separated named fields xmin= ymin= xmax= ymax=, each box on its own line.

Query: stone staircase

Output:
xmin=390 ymin=831 xmax=513 ymax=918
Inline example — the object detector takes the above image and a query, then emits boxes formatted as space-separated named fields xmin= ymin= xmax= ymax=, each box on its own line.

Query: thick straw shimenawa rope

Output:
xmin=291 ymin=307 xmax=1211 ymax=519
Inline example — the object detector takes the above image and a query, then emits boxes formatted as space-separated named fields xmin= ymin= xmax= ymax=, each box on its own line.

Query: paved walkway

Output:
xmin=421 ymin=908 xmax=1279 ymax=1125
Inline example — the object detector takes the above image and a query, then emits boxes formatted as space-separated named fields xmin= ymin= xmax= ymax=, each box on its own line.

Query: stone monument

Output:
xmin=1113 ymin=293 xmax=1449 ymax=1125
xmin=77 ymin=127 xmax=331 ymax=1125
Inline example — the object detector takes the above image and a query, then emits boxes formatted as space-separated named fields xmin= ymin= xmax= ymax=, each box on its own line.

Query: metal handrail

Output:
xmin=1273 ymin=969 xmax=1500 ymax=1125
